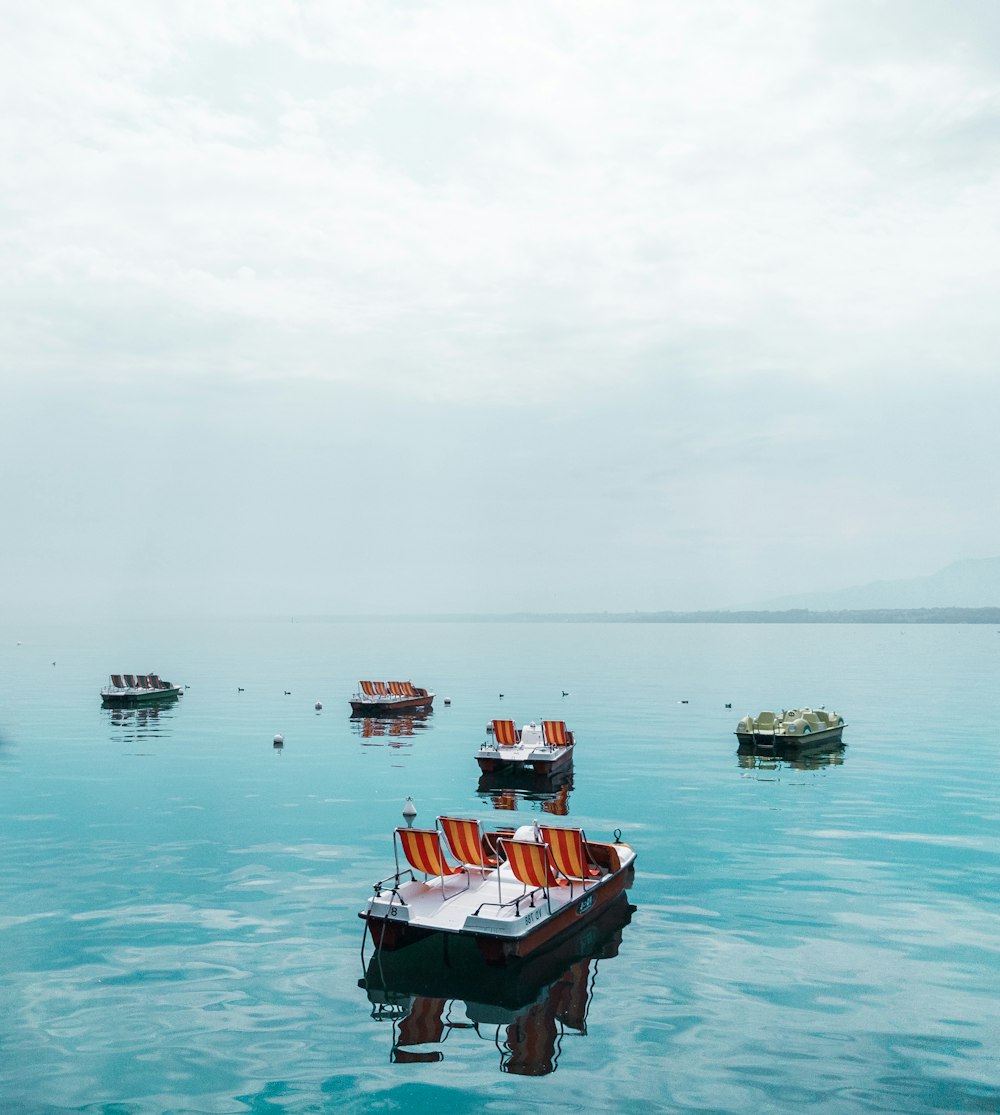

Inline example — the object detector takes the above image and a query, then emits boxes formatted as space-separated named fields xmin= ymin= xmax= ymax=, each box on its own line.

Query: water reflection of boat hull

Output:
xmin=477 ymin=768 xmax=573 ymax=815
xmin=738 ymin=739 xmax=846 ymax=770
xmin=361 ymin=896 xmax=635 ymax=1075
xmin=351 ymin=711 xmax=432 ymax=741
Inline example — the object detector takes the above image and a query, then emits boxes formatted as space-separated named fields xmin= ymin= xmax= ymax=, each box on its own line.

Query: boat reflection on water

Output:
xmin=476 ymin=768 xmax=573 ymax=816
xmin=351 ymin=711 xmax=432 ymax=748
xmin=103 ymin=702 xmax=176 ymax=741
xmin=361 ymin=894 xmax=635 ymax=1076
xmin=738 ymin=738 xmax=847 ymax=772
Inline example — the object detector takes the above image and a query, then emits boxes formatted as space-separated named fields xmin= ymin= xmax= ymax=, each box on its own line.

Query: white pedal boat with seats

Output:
xmin=359 ymin=816 xmax=636 ymax=965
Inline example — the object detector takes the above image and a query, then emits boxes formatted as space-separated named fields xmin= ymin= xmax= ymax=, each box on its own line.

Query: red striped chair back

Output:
xmin=502 ymin=839 xmax=560 ymax=889
xmin=439 ymin=816 xmax=497 ymax=869
xmin=375 ymin=681 xmax=390 ymax=696
xmin=403 ymin=682 xmax=417 ymax=696
xmin=360 ymin=681 xmax=375 ymax=696
xmin=124 ymin=675 xmax=136 ymax=687
xmin=396 ymin=828 xmax=463 ymax=879
xmin=492 ymin=719 xmax=519 ymax=746
xmin=542 ymin=720 xmax=569 ymax=746
xmin=538 ymin=826 xmax=601 ymax=881
xmin=110 ymin=675 xmax=124 ymax=688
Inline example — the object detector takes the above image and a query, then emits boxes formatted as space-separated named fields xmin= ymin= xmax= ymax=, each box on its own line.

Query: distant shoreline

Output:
xmin=285 ymin=607 xmax=1000 ymax=624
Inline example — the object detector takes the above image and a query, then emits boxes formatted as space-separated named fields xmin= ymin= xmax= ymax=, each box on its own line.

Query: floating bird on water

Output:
xmin=238 ymin=687 xmax=244 ymax=692
xmin=284 ymin=690 xmax=291 ymax=696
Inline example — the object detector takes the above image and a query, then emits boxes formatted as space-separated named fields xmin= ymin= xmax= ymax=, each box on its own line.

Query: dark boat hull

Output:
xmin=476 ymin=746 xmax=574 ymax=775
xmin=361 ymin=893 xmax=635 ymax=1010
xmin=361 ymin=860 xmax=632 ymax=965
xmin=351 ymin=694 xmax=434 ymax=715
xmin=735 ymin=725 xmax=844 ymax=749
xmin=101 ymin=687 xmax=181 ymax=707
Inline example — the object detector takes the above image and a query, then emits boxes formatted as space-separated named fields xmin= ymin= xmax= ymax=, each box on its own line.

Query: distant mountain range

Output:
xmin=747 ymin=557 xmax=1000 ymax=611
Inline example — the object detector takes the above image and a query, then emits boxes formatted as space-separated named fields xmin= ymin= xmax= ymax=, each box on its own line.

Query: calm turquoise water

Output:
xmin=1 ymin=620 xmax=998 ymax=1113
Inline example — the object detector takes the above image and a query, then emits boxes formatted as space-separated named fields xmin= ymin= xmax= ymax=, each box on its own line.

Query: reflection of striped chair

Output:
xmin=395 ymin=827 xmax=468 ymax=894
xmin=393 ymin=995 xmax=447 ymax=1062
xmin=501 ymin=997 xmax=559 ymax=1076
xmin=542 ymin=720 xmax=571 ymax=746
xmin=492 ymin=720 xmax=520 ymax=747
xmin=553 ymin=958 xmax=592 ymax=1033
xmin=539 ymin=825 xmax=601 ymax=893
xmin=438 ymin=816 xmax=499 ymax=871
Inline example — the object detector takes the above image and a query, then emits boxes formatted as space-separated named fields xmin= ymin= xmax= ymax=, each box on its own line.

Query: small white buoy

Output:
xmin=273 ymin=733 xmax=284 ymax=747
xmin=443 ymin=697 xmax=451 ymax=706
xmin=402 ymin=796 xmax=417 ymax=823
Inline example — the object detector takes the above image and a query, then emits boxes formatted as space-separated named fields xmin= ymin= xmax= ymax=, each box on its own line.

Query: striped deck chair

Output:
xmin=374 ymin=681 xmax=390 ymax=696
xmin=402 ymin=682 xmax=417 ymax=696
xmin=538 ymin=825 xmax=601 ymax=892
xmin=148 ymin=675 xmax=161 ymax=689
xmin=110 ymin=674 xmax=125 ymax=688
xmin=123 ymin=675 xmax=137 ymax=687
xmin=500 ymin=838 xmax=567 ymax=908
xmin=542 ymin=720 xmax=571 ymax=747
xmin=392 ymin=996 xmax=446 ymax=1063
xmin=438 ymin=816 xmax=499 ymax=871
xmin=492 ymin=719 xmax=520 ymax=747
xmin=394 ymin=827 xmax=468 ymax=894
xmin=360 ymin=681 xmax=376 ymax=697
xmin=389 ymin=681 xmax=406 ymax=697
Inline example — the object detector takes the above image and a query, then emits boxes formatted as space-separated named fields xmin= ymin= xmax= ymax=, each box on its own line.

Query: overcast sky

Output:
xmin=2 ymin=0 xmax=999 ymax=619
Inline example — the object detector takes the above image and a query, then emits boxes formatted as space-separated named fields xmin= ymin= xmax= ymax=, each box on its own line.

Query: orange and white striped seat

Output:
xmin=438 ymin=816 xmax=499 ymax=870
xmin=501 ymin=838 xmax=566 ymax=891
xmin=374 ymin=681 xmax=390 ymax=696
xmin=394 ymin=827 xmax=468 ymax=893
xmin=492 ymin=719 xmax=520 ymax=747
xmin=538 ymin=825 xmax=601 ymax=888
xmin=542 ymin=720 xmax=571 ymax=746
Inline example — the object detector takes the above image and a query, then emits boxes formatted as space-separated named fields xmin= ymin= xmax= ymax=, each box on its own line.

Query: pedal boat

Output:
xmin=735 ymin=707 xmax=846 ymax=748
xmin=100 ymin=673 xmax=182 ymax=706
xmin=475 ymin=719 xmax=575 ymax=775
xmin=350 ymin=680 xmax=434 ymax=715
xmin=359 ymin=817 xmax=636 ymax=965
